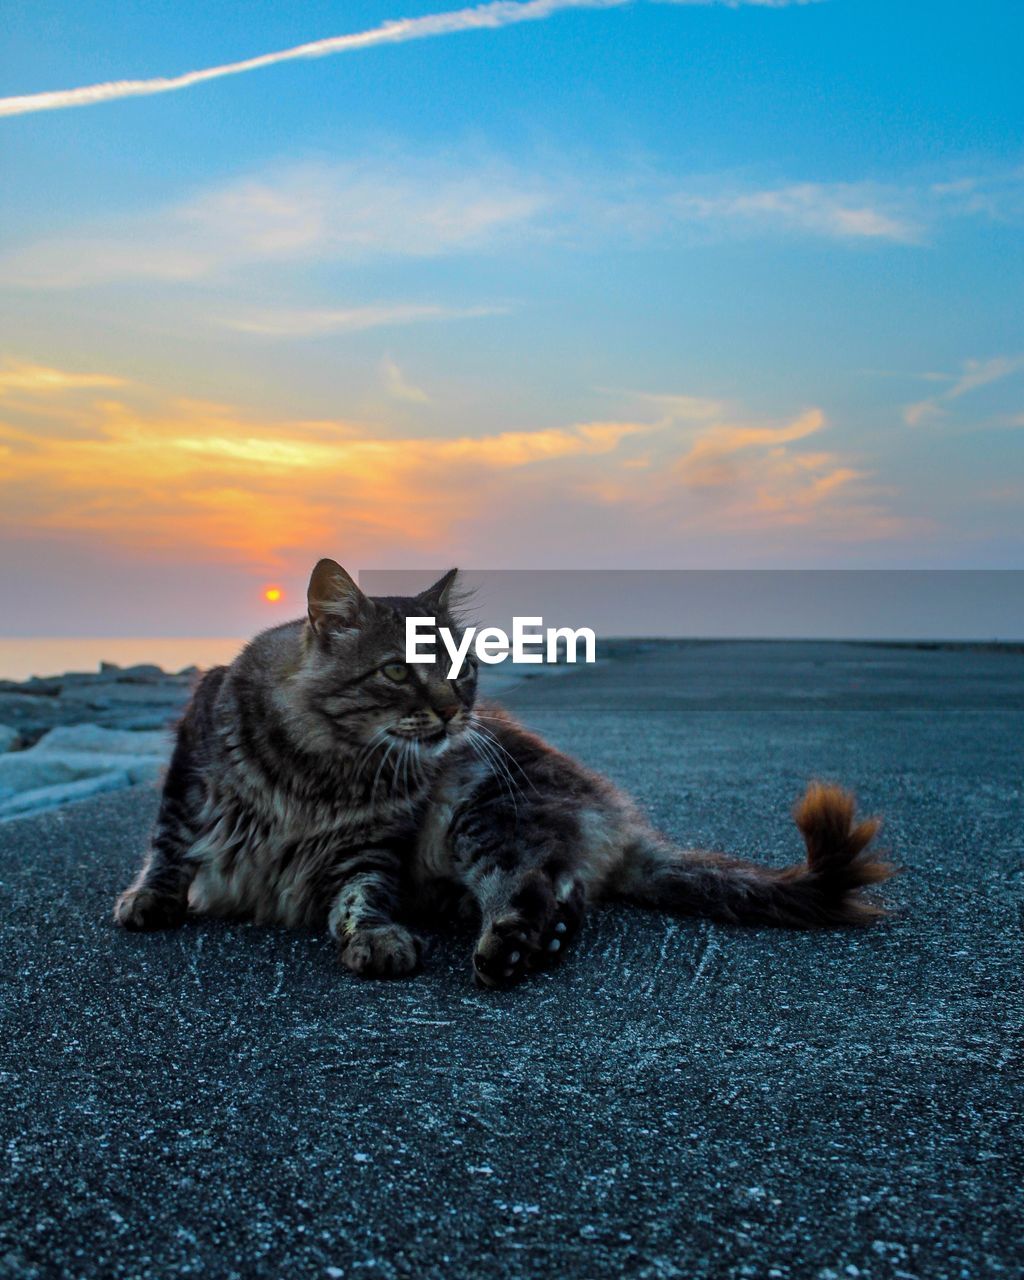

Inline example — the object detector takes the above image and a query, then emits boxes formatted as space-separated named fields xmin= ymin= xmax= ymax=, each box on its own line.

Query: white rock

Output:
xmin=58 ymin=681 xmax=186 ymax=707
xmin=0 ymin=723 xmax=171 ymax=814
xmin=0 ymin=756 xmax=86 ymax=798
xmin=0 ymin=769 xmax=133 ymax=820
xmin=31 ymin=725 xmax=172 ymax=758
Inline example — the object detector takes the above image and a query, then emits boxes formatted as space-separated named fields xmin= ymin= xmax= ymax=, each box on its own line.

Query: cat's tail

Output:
xmin=610 ymin=782 xmax=894 ymax=928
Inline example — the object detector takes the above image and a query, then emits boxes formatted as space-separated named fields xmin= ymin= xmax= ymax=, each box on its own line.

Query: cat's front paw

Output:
xmin=339 ymin=924 xmax=422 ymax=978
xmin=113 ymin=886 xmax=186 ymax=931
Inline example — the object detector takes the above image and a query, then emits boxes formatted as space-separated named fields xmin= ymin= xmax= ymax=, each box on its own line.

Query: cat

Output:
xmin=114 ymin=559 xmax=894 ymax=987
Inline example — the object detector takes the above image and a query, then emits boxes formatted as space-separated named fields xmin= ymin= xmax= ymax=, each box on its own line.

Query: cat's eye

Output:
xmin=381 ymin=662 xmax=409 ymax=683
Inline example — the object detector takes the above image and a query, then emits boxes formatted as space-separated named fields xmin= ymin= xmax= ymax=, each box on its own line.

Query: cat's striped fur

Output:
xmin=114 ymin=560 xmax=894 ymax=987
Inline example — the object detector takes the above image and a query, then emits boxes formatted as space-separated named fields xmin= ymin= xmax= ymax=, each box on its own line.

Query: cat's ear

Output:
xmin=307 ymin=559 xmax=366 ymax=633
xmin=417 ymin=568 xmax=459 ymax=615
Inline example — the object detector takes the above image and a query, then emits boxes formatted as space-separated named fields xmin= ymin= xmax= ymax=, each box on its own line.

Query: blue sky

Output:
xmin=0 ymin=0 xmax=1022 ymax=634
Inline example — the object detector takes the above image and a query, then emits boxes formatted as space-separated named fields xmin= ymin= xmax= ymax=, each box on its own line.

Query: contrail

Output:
xmin=0 ymin=0 xmax=625 ymax=118
xmin=0 ymin=0 xmax=815 ymax=119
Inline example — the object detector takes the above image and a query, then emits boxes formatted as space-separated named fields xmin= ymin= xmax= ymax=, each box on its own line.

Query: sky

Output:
xmin=0 ymin=0 xmax=1022 ymax=636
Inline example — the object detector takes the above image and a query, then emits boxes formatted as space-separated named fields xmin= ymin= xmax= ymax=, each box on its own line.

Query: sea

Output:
xmin=0 ymin=638 xmax=247 ymax=682
xmin=0 ymin=637 xmax=578 ymax=689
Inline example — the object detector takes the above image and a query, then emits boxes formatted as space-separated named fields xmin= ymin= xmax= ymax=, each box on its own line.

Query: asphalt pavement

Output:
xmin=1 ymin=641 xmax=1021 ymax=1279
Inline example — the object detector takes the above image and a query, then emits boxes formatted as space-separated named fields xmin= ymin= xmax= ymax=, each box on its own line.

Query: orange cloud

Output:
xmin=0 ymin=372 xmax=657 ymax=569
xmin=674 ymin=408 xmax=825 ymax=488
xmin=0 ymin=359 xmax=127 ymax=395
xmin=663 ymin=408 xmax=865 ymax=524
xmin=0 ymin=361 xmax=904 ymax=573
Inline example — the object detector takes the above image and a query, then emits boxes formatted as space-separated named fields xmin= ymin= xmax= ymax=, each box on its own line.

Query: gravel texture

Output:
xmin=0 ymin=641 xmax=1021 ymax=1279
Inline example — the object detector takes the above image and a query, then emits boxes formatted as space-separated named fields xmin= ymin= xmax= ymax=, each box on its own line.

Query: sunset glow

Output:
xmin=0 ymin=0 xmax=1020 ymax=639
xmin=0 ymin=367 xmax=902 ymax=574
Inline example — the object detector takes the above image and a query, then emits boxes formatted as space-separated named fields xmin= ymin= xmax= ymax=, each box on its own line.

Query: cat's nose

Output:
xmin=436 ymin=704 xmax=459 ymax=723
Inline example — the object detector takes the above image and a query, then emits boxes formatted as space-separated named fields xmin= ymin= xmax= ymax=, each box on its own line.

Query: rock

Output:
xmin=0 ymin=725 xmax=17 ymax=753
xmin=0 ymin=692 xmax=68 ymax=743
xmin=0 ymin=679 xmax=62 ymax=697
xmin=115 ymin=664 xmax=166 ymax=683
xmin=0 ymin=668 xmax=190 ymax=759
xmin=31 ymin=725 xmax=172 ymax=759
xmin=103 ymin=714 xmax=184 ymax=732
xmin=0 ymin=755 xmax=83 ymax=798
xmin=0 ymin=769 xmax=133 ymax=819
xmin=123 ymin=757 xmax=166 ymax=786
xmin=59 ymin=680 xmax=188 ymax=708
xmin=26 ymin=677 xmax=67 ymax=696
xmin=0 ymin=724 xmax=172 ymax=819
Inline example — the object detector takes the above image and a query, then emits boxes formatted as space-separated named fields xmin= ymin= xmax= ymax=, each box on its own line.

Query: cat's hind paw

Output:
xmin=530 ymin=876 xmax=585 ymax=971
xmin=473 ymin=917 xmax=537 ymax=989
xmin=473 ymin=871 xmax=586 ymax=988
xmin=339 ymin=924 xmax=422 ymax=978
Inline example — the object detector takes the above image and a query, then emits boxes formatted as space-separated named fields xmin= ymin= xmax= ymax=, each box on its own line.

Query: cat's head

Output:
xmin=296 ymin=558 xmax=476 ymax=754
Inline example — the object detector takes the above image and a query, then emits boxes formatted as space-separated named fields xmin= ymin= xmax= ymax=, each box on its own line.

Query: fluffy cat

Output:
xmin=114 ymin=560 xmax=893 ymax=987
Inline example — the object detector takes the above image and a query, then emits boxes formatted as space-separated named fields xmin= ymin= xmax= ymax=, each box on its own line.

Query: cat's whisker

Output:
xmin=463 ymin=732 xmax=493 ymax=799
xmin=409 ymin=740 xmax=425 ymax=790
xmin=466 ymin=727 xmax=519 ymax=819
xmin=394 ymin=739 xmax=407 ymax=805
xmin=352 ymin=726 xmax=390 ymax=788
xmin=369 ymin=738 xmax=397 ymax=813
xmin=400 ymin=739 xmax=414 ymax=805
xmin=471 ymin=721 xmax=539 ymax=796
xmin=468 ymin=726 xmax=521 ymax=798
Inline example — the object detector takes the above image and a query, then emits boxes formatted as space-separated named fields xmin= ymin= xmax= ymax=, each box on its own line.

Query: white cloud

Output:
xmin=929 ymin=169 xmax=1024 ymax=224
xmin=0 ymin=161 xmax=550 ymax=287
xmin=218 ymin=303 xmax=507 ymax=337
xmin=0 ymin=165 xmax=921 ymax=293
xmin=904 ymin=354 xmax=1024 ymax=426
xmin=945 ymin=354 xmax=1024 ymax=399
xmin=670 ymin=182 xmax=920 ymax=243
xmin=6 ymin=154 xmax=1011 ymax=294
xmin=630 ymin=392 xmax=729 ymax=420
xmin=380 ymin=357 xmax=431 ymax=404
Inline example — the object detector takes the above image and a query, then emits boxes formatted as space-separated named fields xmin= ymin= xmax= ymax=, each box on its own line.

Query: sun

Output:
xmin=263 ymin=586 xmax=283 ymax=604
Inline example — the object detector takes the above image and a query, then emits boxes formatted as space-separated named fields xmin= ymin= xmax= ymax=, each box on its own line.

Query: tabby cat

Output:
xmin=114 ymin=560 xmax=893 ymax=987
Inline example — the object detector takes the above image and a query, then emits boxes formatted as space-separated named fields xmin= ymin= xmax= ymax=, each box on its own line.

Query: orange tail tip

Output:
xmin=793 ymin=781 xmax=896 ymax=907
